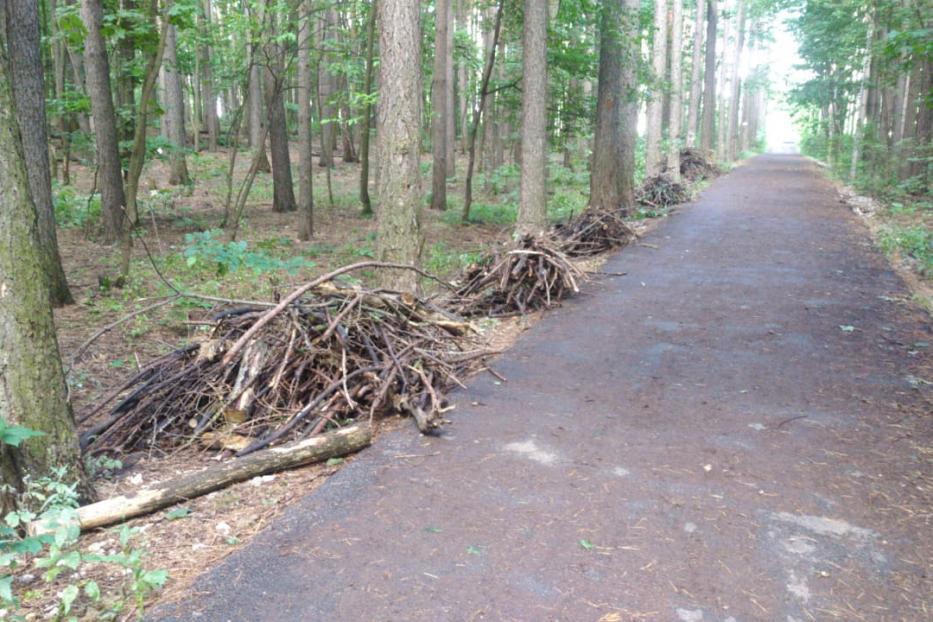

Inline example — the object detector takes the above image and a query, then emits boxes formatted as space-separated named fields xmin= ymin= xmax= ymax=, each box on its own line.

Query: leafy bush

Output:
xmin=1 ymin=424 xmax=168 ymax=620
xmin=878 ymin=225 xmax=933 ymax=275
xmin=54 ymin=185 xmax=100 ymax=229
xmin=183 ymin=230 xmax=313 ymax=276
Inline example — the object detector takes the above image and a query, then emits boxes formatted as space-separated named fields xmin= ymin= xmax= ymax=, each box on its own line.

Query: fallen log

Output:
xmin=76 ymin=423 xmax=372 ymax=531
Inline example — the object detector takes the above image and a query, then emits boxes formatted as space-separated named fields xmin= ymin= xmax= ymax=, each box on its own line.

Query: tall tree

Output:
xmin=199 ymin=0 xmax=219 ymax=151
xmin=589 ymin=0 xmax=638 ymax=213
xmin=445 ymin=0 xmax=456 ymax=177
xmin=516 ymin=0 xmax=549 ymax=235
xmin=667 ymin=0 xmax=684 ymax=179
xmin=685 ymin=0 xmax=705 ymax=147
xmin=375 ymin=0 xmax=423 ymax=291
xmin=81 ymin=0 xmax=128 ymax=242
xmin=700 ymin=0 xmax=717 ymax=152
xmin=4 ymin=0 xmax=73 ymax=306
xmin=359 ymin=0 xmax=377 ymax=215
xmin=318 ymin=5 xmax=338 ymax=167
xmin=264 ymin=0 xmax=296 ymax=213
xmin=725 ymin=0 xmax=745 ymax=162
xmin=431 ymin=0 xmax=450 ymax=210
xmin=163 ymin=23 xmax=191 ymax=185
xmin=0 ymin=44 xmax=90 ymax=514
xmin=297 ymin=0 xmax=314 ymax=238
xmin=645 ymin=0 xmax=668 ymax=177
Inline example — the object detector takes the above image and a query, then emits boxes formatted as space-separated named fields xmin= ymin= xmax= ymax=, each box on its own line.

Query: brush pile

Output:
xmin=679 ymin=148 xmax=720 ymax=181
xmin=636 ymin=174 xmax=690 ymax=208
xmin=450 ymin=235 xmax=584 ymax=317
xmin=553 ymin=209 xmax=634 ymax=257
xmin=81 ymin=281 xmax=485 ymax=456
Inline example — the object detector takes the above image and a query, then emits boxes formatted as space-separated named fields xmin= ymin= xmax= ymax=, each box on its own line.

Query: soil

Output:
xmin=146 ymin=155 xmax=931 ymax=622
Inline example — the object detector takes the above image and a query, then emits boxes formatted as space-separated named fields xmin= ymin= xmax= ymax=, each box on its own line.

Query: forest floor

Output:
xmin=10 ymin=148 xmax=672 ymax=618
xmin=141 ymin=154 xmax=931 ymax=621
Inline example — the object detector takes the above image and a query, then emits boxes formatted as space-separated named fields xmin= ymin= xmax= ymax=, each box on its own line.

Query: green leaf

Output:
xmin=839 ymin=325 xmax=856 ymax=333
xmin=0 ymin=420 xmax=45 ymax=447
xmin=141 ymin=569 xmax=168 ymax=588
xmin=0 ymin=574 xmax=13 ymax=604
xmin=424 ymin=526 xmax=442 ymax=534
xmin=58 ymin=550 xmax=81 ymax=570
xmin=165 ymin=507 xmax=192 ymax=521
xmin=60 ymin=584 xmax=79 ymax=614
xmin=325 ymin=457 xmax=344 ymax=466
xmin=579 ymin=539 xmax=594 ymax=550
xmin=466 ymin=545 xmax=482 ymax=555
xmin=84 ymin=580 xmax=101 ymax=601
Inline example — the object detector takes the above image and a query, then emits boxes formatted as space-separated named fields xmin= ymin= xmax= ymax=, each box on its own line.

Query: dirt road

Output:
xmin=153 ymin=155 xmax=932 ymax=621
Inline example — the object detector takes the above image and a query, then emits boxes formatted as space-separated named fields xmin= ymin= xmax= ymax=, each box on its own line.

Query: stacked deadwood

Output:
xmin=680 ymin=148 xmax=720 ymax=181
xmin=449 ymin=235 xmax=585 ymax=317
xmin=553 ymin=209 xmax=635 ymax=257
xmin=636 ymin=174 xmax=691 ymax=209
xmin=82 ymin=282 xmax=485 ymax=456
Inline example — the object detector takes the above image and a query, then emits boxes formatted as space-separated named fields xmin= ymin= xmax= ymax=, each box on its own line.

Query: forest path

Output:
xmin=153 ymin=155 xmax=932 ymax=622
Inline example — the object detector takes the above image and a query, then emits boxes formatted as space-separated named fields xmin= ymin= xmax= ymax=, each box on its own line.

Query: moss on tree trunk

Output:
xmin=0 ymin=42 xmax=91 ymax=515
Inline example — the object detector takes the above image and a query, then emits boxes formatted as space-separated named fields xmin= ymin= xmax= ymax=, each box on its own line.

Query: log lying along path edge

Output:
xmin=75 ymin=423 xmax=371 ymax=531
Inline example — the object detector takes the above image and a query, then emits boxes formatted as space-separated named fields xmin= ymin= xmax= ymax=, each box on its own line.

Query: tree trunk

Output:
xmin=199 ymin=0 xmax=219 ymax=151
xmin=699 ymin=0 xmax=717 ymax=153
xmin=462 ymin=0 xmax=503 ymax=222
xmin=516 ymin=0 xmax=548 ymax=236
xmin=589 ymin=0 xmax=628 ymax=212
xmin=374 ymin=0 xmax=423 ymax=292
xmin=248 ymin=56 xmax=271 ymax=172
xmin=445 ymin=0 xmax=456 ymax=177
xmin=359 ymin=0 xmax=377 ymax=215
xmin=725 ymin=0 xmax=745 ymax=162
xmin=81 ymin=0 xmax=127 ymax=243
xmin=318 ymin=5 xmax=338 ymax=167
xmin=75 ymin=424 xmax=371 ymax=530
xmin=457 ymin=0 xmax=471 ymax=154
xmin=164 ymin=24 xmax=191 ymax=185
xmin=645 ymin=0 xmax=668 ymax=177
xmin=667 ymin=0 xmax=683 ymax=179
xmin=264 ymin=0 xmax=296 ymax=214
xmin=297 ymin=0 xmax=314 ymax=238
xmin=430 ymin=0 xmax=450 ymax=209
xmin=0 ymin=45 xmax=90 ymax=514
xmin=685 ymin=0 xmax=705 ymax=148
xmin=4 ymin=0 xmax=73 ymax=306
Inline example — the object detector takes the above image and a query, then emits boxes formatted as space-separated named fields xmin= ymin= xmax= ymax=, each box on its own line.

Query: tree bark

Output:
xmin=589 ymin=0 xmax=634 ymax=213
xmin=725 ymin=0 xmax=745 ymax=162
xmin=445 ymin=0 xmax=456 ymax=177
xmin=462 ymin=0 xmax=503 ymax=222
xmin=359 ymin=0 xmax=377 ymax=215
xmin=264 ymin=1 xmax=296 ymax=214
xmin=645 ymin=0 xmax=668 ymax=177
xmin=431 ymin=0 xmax=450 ymax=209
xmin=516 ymin=0 xmax=548 ymax=236
xmin=4 ymin=0 xmax=73 ymax=306
xmin=248 ymin=52 xmax=271 ymax=172
xmin=164 ymin=24 xmax=191 ymax=185
xmin=0 ymin=44 xmax=90 ymax=514
xmin=457 ymin=0 xmax=471 ymax=154
xmin=75 ymin=424 xmax=371 ymax=530
xmin=667 ymin=0 xmax=683 ymax=179
xmin=685 ymin=0 xmax=705 ymax=148
xmin=81 ymin=0 xmax=127 ymax=243
xmin=699 ymin=0 xmax=717 ymax=153
xmin=318 ymin=5 xmax=338 ymax=167
xmin=297 ymin=0 xmax=314 ymax=238
xmin=199 ymin=0 xmax=219 ymax=151
xmin=375 ymin=0 xmax=423 ymax=291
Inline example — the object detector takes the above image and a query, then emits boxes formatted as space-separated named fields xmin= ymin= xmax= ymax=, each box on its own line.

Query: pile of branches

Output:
xmin=680 ymin=148 xmax=720 ymax=181
xmin=81 ymin=278 xmax=486 ymax=456
xmin=449 ymin=235 xmax=584 ymax=317
xmin=636 ymin=174 xmax=690 ymax=209
xmin=553 ymin=209 xmax=634 ymax=257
